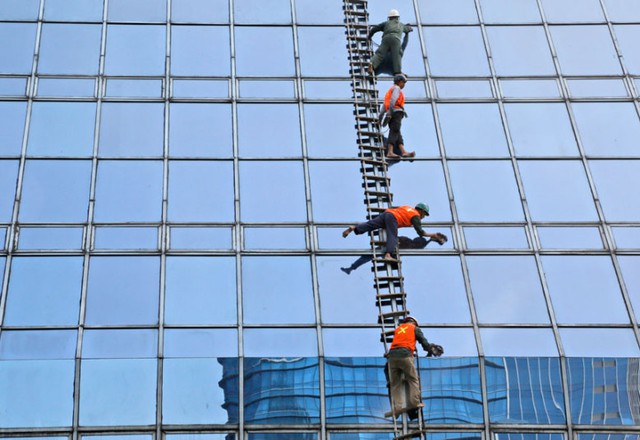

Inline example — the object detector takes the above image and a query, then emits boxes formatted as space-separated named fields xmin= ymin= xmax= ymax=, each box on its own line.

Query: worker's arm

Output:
xmin=414 ymin=327 xmax=431 ymax=352
xmin=410 ymin=216 xmax=445 ymax=241
xmin=368 ymin=22 xmax=385 ymax=39
xmin=403 ymin=23 xmax=413 ymax=33
xmin=388 ymin=85 xmax=402 ymax=111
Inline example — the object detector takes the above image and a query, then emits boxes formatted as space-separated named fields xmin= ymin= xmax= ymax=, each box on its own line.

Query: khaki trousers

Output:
xmin=388 ymin=355 xmax=421 ymax=413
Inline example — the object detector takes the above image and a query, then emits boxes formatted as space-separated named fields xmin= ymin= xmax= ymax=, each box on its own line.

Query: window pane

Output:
xmin=172 ymin=79 xmax=229 ymax=98
xmin=18 ymin=227 xmax=83 ymax=250
xmin=550 ymin=25 xmax=621 ymax=75
xmin=19 ymin=160 xmax=91 ymax=222
xmin=613 ymin=227 xmax=640 ymax=249
xmin=0 ymin=160 xmax=18 ymax=221
xmin=0 ymin=102 xmax=25 ymax=156
xmin=79 ymin=359 xmax=157 ymax=426
xmin=86 ymin=257 xmax=160 ymax=325
xmin=105 ymin=25 xmax=166 ymax=75
xmin=449 ymin=161 xmax=524 ymax=222
xmin=309 ymin=162 xmax=364 ymax=222
xmin=239 ymin=161 xmax=307 ymax=222
xmin=487 ymin=26 xmax=555 ymax=76
xmin=94 ymin=227 xmax=157 ymax=250
xmin=0 ymin=78 xmax=27 ymax=97
xmin=323 ymin=329 xmax=382 ymax=357
xmin=238 ymin=104 xmax=301 ymax=157
xmin=82 ymin=330 xmax=157 ymax=359
xmin=481 ymin=328 xmax=559 ymax=356
xmin=567 ymin=79 xmax=628 ymax=97
xmin=171 ymin=0 xmax=229 ymax=23
xmin=468 ymin=256 xmax=549 ymax=324
xmin=500 ymin=79 xmax=560 ymax=98
xmin=423 ymin=27 xmax=490 ymax=76
xmin=170 ymin=227 xmax=233 ymax=250
xmin=164 ymin=329 xmax=238 ymax=357
xmin=589 ymin=160 xmax=640 ymax=222
xmin=394 ymin=103 xmax=440 ymax=157
xmin=541 ymin=0 xmax=604 ymax=22
xmin=304 ymin=104 xmax=354 ymax=157
xmin=317 ymin=227 xmax=370 ymax=250
xmin=169 ymin=104 xmax=232 ymax=157
xmin=605 ymin=0 xmax=640 ymax=22
xmin=438 ymin=104 xmax=509 ymax=157
xmin=38 ymin=24 xmax=101 ymax=74
xmin=38 ymin=78 xmax=95 ymax=97
xmin=5 ymin=257 xmax=83 ymax=326
xmin=244 ymin=227 xmax=306 ymax=249
xmin=244 ymin=329 xmax=318 ymax=357
xmin=619 ymin=256 xmax=640 ymax=322
xmin=572 ymin=103 xmax=640 ymax=157
xmin=0 ymin=0 xmax=39 ymax=20
xmin=298 ymin=27 xmax=349 ymax=76
xmin=562 ymin=330 xmax=640 ymax=357
xmin=464 ymin=227 xmax=529 ymax=249
xmin=480 ymin=0 xmax=541 ymax=23
xmin=168 ymin=161 xmax=235 ymax=222
xmin=403 ymin=256 xmax=471 ymax=324
xmin=44 ymin=0 xmax=104 ymax=21
xmin=419 ymin=0 xmax=478 ymax=24
xmin=242 ymin=256 xmax=314 ymax=324
xmin=0 ymin=330 xmax=76 ymax=360
xmin=105 ymin=79 xmax=162 ymax=98
xmin=165 ymin=257 xmax=237 ymax=325
xmin=542 ymin=256 xmax=629 ymax=324
xmin=295 ymin=0 xmax=343 ymax=24
xmin=0 ymin=23 xmax=36 ymax=74
xmin=235 ymin=27 xmax=294 ymax=76
xmin=239 ymin=80 xmax=295 ymax=98
xmin=171 ymin=26 xmax=230 ymax=75
xmin=519 ymin=161 xmax=598 ymax=222
xmin=424 ymin=328 xmax=478 ymax=357
xmin=28 ymin=102 xmax=96 ymax=157
xmin=94 ymin=161 xmax=163 ymax=222
xmin=99 ymin=103 xmax=164 ymax=157
xmin=537 ymin=227 xmax=603 ymax=249
xmin=108 ymin=0 xmax=166 ymax=22
xmin=505 ymin=103 xmax=578 ymax=157
xmin=234 ymin=0 xmax=290 ymax=23
xmin=436 ymin=80 xmax=493 ymax=98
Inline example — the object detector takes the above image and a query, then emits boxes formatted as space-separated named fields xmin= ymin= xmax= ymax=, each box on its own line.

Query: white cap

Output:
xmin=388 ymin=9 xmax=400 ymax=18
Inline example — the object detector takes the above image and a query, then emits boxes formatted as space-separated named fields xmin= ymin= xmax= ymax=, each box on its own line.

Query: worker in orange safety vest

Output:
xmin=381 ymin=74 xmax=415 ymax=159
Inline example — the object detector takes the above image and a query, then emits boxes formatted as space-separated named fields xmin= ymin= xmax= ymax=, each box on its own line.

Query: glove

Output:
xmin=406 ymin=24 xmax=413 ymax=32
xmin=426 ymin=343 xmax=444 ymax=358
xmin=433 ymin=233 xmax=448 ymax=246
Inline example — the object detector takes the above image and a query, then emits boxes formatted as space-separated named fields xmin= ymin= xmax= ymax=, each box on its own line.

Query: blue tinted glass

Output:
xmin=172 ymin=0 xmax=229 ymax=23
xmin=368 ymin=1 xmax=417 ymax=23
xmin=86 ymin=257 xmax=160 ymax=325
xmin=317 ymin=256 xmax=378 ymax=324
xmin=541 ymin=0 xmax=604 ymax=22
xmin=243 ymin=357 xmax=320 ymax=424
xmin=99 ymin=103 xmax=164 ymax=157
xmin=550 ymin=25 xmax=621 ymax=75
xmin=169 ymin=104 xmax=232 ymax=157
xmin=5 ymin=257 xmax=83 ymax=326
xmin=537 ymin=227 xmax=603 ymax=249
xmin=0 ymin=360 xmax=75 ymax=428
xmin=302 ymin=81 xmax=352 ymax=100
xmin=505 ymin=104 xmax=578 ymax=157
xmin=496 ymin=435 xmax=563 ymax=440
xmin=309 ymin=162 xmax=364 ymax=222
xmin=235 ymin=27 xmax=294 ymax=76
xmin=481 ymin=328 xmax=559 ymax=356
xmin=248 ymin=435 xmax=316 ymax=440
xmin=567 ymin=79 xmax=628 ymax=97
xmin=578 ymin=435 xmax=640 ymax=440
xmin=164 ymin=329 xmax=238 ymax=357
xmin=419 ymin=0 xmax=478 ymax=23
xmin=590 ymin=161 xmax=640 ymax=221
xmin=79 ymin=359 xmax=157 ymax=426
xmin=304 ymin=105 xmax=354 ymax=158
xmin=424 ymin=328 xmax=478 ymax=357
xmin=38 ymin=24 xmax=101 ymax=74
xmin=82 ymin=330 xmax=157 ymax=359
xmin=464 ymin=227 xmax=529 ymax=249
xmin=403 ymin=256 xmax=471 ymax=324
xmin=298 ymin=27 xmax=350 ymax=76
xmin=449 ymin=161 xmax=524 ymax=222
xmin=165 ymin=257 xmax=236 ymax=325
xmin=500 ymin=79 xmax=560 ymax=98
xmin=323 ymin=329 xmax=383 ymax=357
xmin=172 ymin=79 xmax=229 ymax=98
xmin=519 ymin=161 xmax=598 ymax=221
xmin=420 ymin=358 xmax=483 ymax=423
xmin=613 ymin=227 xmax=640 ymax=249
xmin=238 ymin=104 xmax=301 ymax=157
xmin=436 ymin=80 xmax=493 ymax=98
xmin=38 ymin=78 xmax=95 ymax=97
xmin=28 ymin=102 xmax=96 ymax=156
xmin=0 ymin=330 xmax=76 ymax=360
xmin=324 ymin=357 xmax=387 ymax=424
xmin=108 ymin=0 xmax=166 ymax=22
xmin=0 ymin=102 xmax=26 ymax=156
xmin=295 ymin=0 xmax=343 ymax=24
xmin=567 ymin=358 xmax=640 ymax=424
xmin=19 ymin=160 xmax=91 ymax=222
xmin=94 ymin=161 xmax=163 ymax=222
xmin=487 ymin=26 xmax=555 ymax=75
xmin=542 ymin=256 xmax=629 ymax=324
xmin=0 ymin=161 xmax=18 ymax=221
xmin=619 ymin=256 xmax=640 ymax=322
xmin=0 ymin=77 xmax=27 ymax=96
xmin=0 ymin=24 xmax=36 ymax=74
xmin=171 ymin=26 xmax=230 ymax=75
xmin=0 ymin=0 xmax=39 ymax=20
xmin=244 ymin=227 xmax=306 ymax=249
xmin=486 ymin=357 xmax=565 ymax=424
xmin=234 ymin=0 xmax=290 ymax=23
xmin=168 ymin=161 xmax=234 ymax=222
xmin=167 ymin=435 xmax=233 ymax=440
xmin=244 ymin=329 xmax=318 ymax=357
xmin=242 ymin=256 xmax=314 ymax=324
xmin=572 ymin=103 xmax=640 ymax=157
xmin=105 ymin=25 xmax=166 ymax=75
xmin=562 ymin=331 xmax=640 ymax=357
xmin=163 ymin=358 xmax=238 ymax=424
xmin=316 ymin=227 xmax=370 ymax=250
xmin=396 ymin=103 xmax=440 ymax=157
xmin=239 ymin=80 xmax=296 ymax=98
xmin=606 ymin=0 xmax=640 ymax=21
xmin=94 ymin=227 xmax=157 ymax=250
xmin=170 ymin=227 xmax=233 ymax=250
xmin=239 ymin=161 xmax=307 ymax=222
xmin=44 ymin=0 xmax=104 ymax=21
xmin=438 ymin=104 xmax=509 ymax=157
xmin=467 ymin=256 xmax=549 ymax=324
xmin=105 ymin=79 xmax=162 ymax=97
xmin=480 ymin=0 xmax=541 ymax=23
xmin=423 ymin=27 xmax=490 ymax=76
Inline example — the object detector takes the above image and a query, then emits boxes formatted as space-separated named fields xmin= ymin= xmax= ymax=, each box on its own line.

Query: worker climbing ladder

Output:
xmin=343 ymin=1 xmax=428 ymax=439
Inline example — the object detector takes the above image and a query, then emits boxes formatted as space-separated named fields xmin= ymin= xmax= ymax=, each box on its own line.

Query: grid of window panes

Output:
xmin=0 ymin=0 xmax=639 ymax=439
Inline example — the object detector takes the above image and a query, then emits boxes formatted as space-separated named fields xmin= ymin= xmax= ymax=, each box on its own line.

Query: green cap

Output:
xmin=415 ymin=203 xmax=430 ymax=216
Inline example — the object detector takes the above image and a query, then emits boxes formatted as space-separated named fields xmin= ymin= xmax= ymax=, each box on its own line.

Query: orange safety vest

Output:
xmin=386 ymin=205 xmax=419 ymax=228
xmin=384 ymin=85 xmax=405 ymax=111
xmin=390 ymin=323 xmax=416 ymax=352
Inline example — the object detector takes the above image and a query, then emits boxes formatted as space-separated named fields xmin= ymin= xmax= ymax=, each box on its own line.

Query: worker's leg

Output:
xmin=386 ymin=37 xmax=403 ymax=74
xmin=388 ymin=357 xmax=405 ymax=413
xmin=352 ymin=213 xmax=387 ymax=235
xmin=384 ymin=214 xmax=399 ymax=258
xmin=371 ymin=37 xmax=391 ymax=70
xmin=399 ymin=357 xmax=422 ymax=408
xmin=387 ymin=112 xmax=403 ymax=158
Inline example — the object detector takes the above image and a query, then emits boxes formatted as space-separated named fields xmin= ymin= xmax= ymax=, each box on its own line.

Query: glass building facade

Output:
xmin=0 ymin=0 xmax=639 ymax=438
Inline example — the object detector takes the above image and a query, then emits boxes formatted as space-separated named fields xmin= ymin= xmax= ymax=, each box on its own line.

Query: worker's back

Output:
xmin=381 ymin=19 xmax=406 ymax=40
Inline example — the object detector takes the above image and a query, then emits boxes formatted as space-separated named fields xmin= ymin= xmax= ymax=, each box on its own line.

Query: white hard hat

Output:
xmin=388 ymin=9 xmax=400 ymax=18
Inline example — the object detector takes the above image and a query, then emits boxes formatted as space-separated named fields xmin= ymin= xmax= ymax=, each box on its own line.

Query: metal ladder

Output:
xmin=342 ymin=1 xmax=427 ymax=438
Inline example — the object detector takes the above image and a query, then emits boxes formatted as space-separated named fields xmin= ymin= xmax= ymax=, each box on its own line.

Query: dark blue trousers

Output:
xmin=353 ymin=212 xmax=398 ymax=254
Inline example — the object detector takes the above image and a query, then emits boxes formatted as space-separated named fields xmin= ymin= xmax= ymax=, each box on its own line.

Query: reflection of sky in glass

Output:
xmin=480 ymin=0 xmax=541 ymax=23
xmin=423 ymin=27 xmax=490 ymax=76
xmin=550 ymin=25 xmax=621 ymax=75
xmin=487 ymin=27 xmax=555 ymax=76
xmin=0 ymin=160 xmax=19 ymax=222
xmin=0 ymin=23 xmax=36 ymax=74
xmin=29 ymin=102 xmax=96 ymax=157
xmin=419 ymin=0 xmax=478 ymax=24
xmin=540 ymin=0 xmax=604 ymax=22
xmin=309 ymin=161 xmax=364 ymax=222
xmin=481 ymin=328 xmax=558 ymax=356
xmin=438 ymin=104 xmax=509 ymax=157
xmin=0 ymin=102 xmax=26 ymax=156
xmin=38 ymin=24 xmax=101 ymax=74
xmin=618 ymin=256 xmax=640 ymax=322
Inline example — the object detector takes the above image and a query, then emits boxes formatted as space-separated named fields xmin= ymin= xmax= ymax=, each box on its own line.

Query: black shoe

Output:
xmin=340 ymin=267 xmax=352 ymax=275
